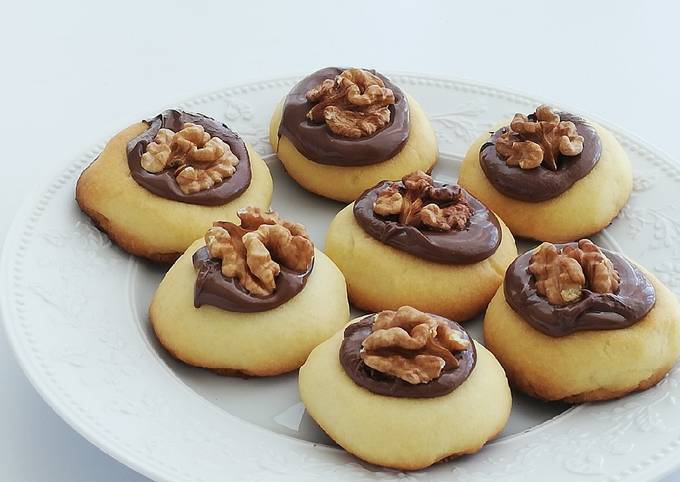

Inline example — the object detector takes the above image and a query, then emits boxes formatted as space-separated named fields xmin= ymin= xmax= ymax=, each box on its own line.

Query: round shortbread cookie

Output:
xmin=325 ymin=203 xmax=517 ymax=321
xmin=458 ymin=121 xmax=632 ymax=242
xmin=299 ymin=319 xmax=511 ymax=470
xmin=269 ymin=95 xmax=438 ymax=203
xmin=76 ymin=122 xmax=273 ymax=262
xmin=483 ymin=266 xmax=680 ymax=402
xmin=150 ymin=239 xmax=350 ymax=376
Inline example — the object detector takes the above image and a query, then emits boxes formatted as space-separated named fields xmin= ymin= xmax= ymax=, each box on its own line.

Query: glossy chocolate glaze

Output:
xmin=339 ymin=315 xmax=476 ymax=398
xmin=480 ymin=113 xmax=602 ymax=202
xmin=278 ymin=67 xmax=410 ymax=166
xmin=127 ymin=109 xmax=251 ymax=206
xmin=192 ymin=246 xmax=313 ymax=313
xmin=353 ymin=180 xmax=501 ymax=264
xmin=504 ymin=245 xmax=656 ymax=337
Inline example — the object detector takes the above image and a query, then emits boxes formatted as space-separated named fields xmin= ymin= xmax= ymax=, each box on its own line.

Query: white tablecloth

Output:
xmin=1 ymin=1 xmax=679 ymax=480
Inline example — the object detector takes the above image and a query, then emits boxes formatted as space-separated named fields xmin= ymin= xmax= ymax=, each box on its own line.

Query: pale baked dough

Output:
xmin=76 ymin=122 xmax=273 ymax=262
xmin=150 ymin=239 xmax=350 ymax=376
xmin=299 ymin=320 xmax=511 ymax=470
xmin=458 ymin=121 xmax=632 ymax=242
xmin=269 ymin=95 xmax=438 ymax=203
xmin=324 ymin=204 xmax=518 ymax=321
xmin=483 ymin=266 xmax=680 ymax=402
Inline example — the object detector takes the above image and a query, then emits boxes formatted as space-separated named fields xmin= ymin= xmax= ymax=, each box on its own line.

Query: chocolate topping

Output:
xmin=192 ymin=246 xmax=313 ymax=313
xmin=480 ymin=113 xmax=601 ymax=202
xmin=339 ymin=315 xmax=476 ymax=398
xmin=278 ymin=67 xmax=410 ymax=166
xmin=127 ymin=109 xmax=251 ymax=206
xmin=354 ymin=180 xmax=501 ymax=264
xmin=504 ymin=245 xmax=656 ymax=337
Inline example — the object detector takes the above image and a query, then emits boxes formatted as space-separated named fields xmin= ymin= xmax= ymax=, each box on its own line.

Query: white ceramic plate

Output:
xmin=3 ymin=74 xmax=680 ymax=482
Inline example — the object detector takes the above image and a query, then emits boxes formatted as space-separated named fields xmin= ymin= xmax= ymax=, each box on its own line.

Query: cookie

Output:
xmin=76 ymin=110 xmax=273 ymax=262
xmin=325 ymin=171 xmax=517 ymax=321
xmin=299 ymin=307 xmax=511 ymax=470
xmin=269 ymin=67 xmax=437 ymax=202
xmin=459 ymin=105 xmax=632 ymax=242
xmin=150 ymin=208 xmax=349 ymax=376
xmin=484 ymin=240 xmax=680 ymax=402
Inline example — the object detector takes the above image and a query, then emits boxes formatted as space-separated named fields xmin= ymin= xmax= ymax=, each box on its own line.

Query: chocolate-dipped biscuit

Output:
xmin=149 ymin=209 xmax=349 ymax=377
xmin=326 ymin=169 xmax=517 ymax=321
xmin=484 ymin=239 xmax=679 ymax=403
xmin=127 ymin=109 xmax=252 ymax=206
xmin=460 ymin=105 xmax=633 ymax=243
xmin=278 ymin=67 xmax=410 ymax=166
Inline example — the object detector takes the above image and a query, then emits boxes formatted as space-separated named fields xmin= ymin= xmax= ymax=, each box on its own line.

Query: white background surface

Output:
xmin=1 ymin=1 xmax=679 ymax=480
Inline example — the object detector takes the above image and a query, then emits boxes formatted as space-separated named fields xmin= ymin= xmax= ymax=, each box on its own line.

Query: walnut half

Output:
xmin=361 ymin=306 xmax=470 ymax=384
xmin=140 ymin=123 xmax=239 ymax=194
xmin=203 ymin=207 xmax=314 ymax=296
xmin=528 ymin=239 xmax=620 ymax=305
xmin=305 ymin=68 xmax=396 ymax=139
xmin=373 ymin=171 xmax=472 ymax=232
xmin=495 ymin=105 xmax=585 ymax=170
xmin=563 ymin=239 xmax=620 ymax=293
